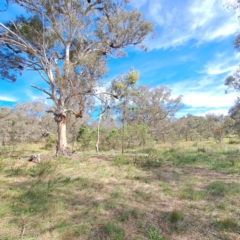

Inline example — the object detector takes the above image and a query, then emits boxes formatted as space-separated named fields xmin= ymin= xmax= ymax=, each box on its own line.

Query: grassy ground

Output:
xmin=0 ymin=141 xmax=240 ymax=240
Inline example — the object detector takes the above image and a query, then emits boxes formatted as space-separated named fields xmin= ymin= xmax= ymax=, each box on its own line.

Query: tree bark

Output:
xmin=122 ymin=101 xmax=126 ymax=155
xmin=95 ymin=114 xmax=102 ymax=153
xmin=56 ymin=116 xmax=67 ymax=155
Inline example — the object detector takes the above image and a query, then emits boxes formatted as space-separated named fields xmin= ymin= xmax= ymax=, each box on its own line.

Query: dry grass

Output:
xmin=0 ymin=141 xmax=240 ymax=240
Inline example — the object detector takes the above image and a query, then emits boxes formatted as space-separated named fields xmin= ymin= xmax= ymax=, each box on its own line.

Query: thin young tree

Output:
xmin=0 ymin=0 xmax=153 ymax=155
xmin=111 ymin=69 xmax=139 ymax=154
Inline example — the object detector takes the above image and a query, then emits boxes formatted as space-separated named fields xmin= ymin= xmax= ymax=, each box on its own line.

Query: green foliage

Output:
xmin=77 ymin=126 xmax=94 ymax=150
xmin=106 ymin=128 xmax=120 ymax=150
xmin=138 ymin=148 xmax=159 ymax=154
xmin=44 ymin=134 xmax=57 ymax=149
xmin=125 ymin=124 xmax=153 ymax=148
xmin=228 ymin=139 xmax=240 ymax=144
xmin=102 ymin=223 xmax=124 ymax=240
xmin=197 ymin=147 xmax=207 ymax=153
xmin=126 ymin=69 xmax=139 ymax=85
xmin=113 ymin=155 xmax=130 ymax=166
xmin=192 ymin=141 xmax=198 ymax=147
xmin=112 ymin=68 xmax=139 ymax=94
xmin=7 ymin=15 xmax=44 ymax=44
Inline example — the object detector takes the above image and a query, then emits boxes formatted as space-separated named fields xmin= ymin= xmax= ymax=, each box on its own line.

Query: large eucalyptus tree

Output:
xmin=0 ymin=0 xmax=153 ymax=155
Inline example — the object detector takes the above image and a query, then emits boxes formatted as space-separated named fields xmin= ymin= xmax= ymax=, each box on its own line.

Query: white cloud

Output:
xmin=201 ymin=52 xmax=240 ymax=75
xmin=169 ymin=73 xmax=238 ymax=111
xmin=131 ymin=0 xmax=239 ymax=49
xmin=182 ymin=91 xmax=238 ymax=108
xmin=0 ymin=96 xmax=17 ymax=102
xmin=166 ymin=48 xmax=240 ymax=115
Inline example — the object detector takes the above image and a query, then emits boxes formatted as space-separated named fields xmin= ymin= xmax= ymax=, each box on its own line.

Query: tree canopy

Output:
xmin=0 ymin=0 xmax=154 ymax=154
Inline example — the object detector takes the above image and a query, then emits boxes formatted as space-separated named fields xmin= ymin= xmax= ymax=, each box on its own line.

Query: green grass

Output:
xmin=102 ymin=222 xmax=124 ymax=240
xmin=213 ymin=218 xmax=239 ymax=231
xmin=165 ymin=209 xmax=184 ymax=224
xmin=1 ymin=141 xmax=240 ymax=240
xmin=112 ymin=155 xmax=130 ymax=166
xmin=148 ymin=226 xmax=166 ymax=240
xmin=158 ymin=181 xmax=173 ymax=196
xmin=206 ymin=181 xmax=240 ymax=197
xmin=178 ymin=185 xmax=206 ymax=200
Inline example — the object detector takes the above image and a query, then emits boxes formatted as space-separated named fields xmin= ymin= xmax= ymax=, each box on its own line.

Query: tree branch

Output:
xmin=31 ymin=84 xmax=52 ymax=97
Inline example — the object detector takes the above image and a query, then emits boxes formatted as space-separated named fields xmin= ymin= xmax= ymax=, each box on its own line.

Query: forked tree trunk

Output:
xmin=56 ymin=116 xmax=67 ymax=155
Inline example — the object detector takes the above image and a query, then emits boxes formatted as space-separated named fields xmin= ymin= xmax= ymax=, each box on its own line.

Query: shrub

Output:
xmin=138 ymin=148 xmax=159 ymax=155
xmin=198 ymin=147 xmax=206 ymax=153
xmin=113 ymin=155 xmax=130 ymax=166
xmin=228 ymin=139 xmax=240 ymax=144
xmin=44 ymin=134 xmax=57 ymax=149
xmin=77 ymin=126 xmax=94 ymax=150
xmin=192 ymin=141 xmax=198 ymax=147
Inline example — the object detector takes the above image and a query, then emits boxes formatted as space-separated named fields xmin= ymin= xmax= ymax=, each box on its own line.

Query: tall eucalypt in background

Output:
xmin=225 ymin=0 xmax=240 ymax=125
xmin=111 ymin=68 xmax=139 ymax=154
xmin=0 ymin=0 xmax=154 ymax=155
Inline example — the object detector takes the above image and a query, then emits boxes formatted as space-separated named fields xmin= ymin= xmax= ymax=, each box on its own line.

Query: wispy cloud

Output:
xmin=169 ymin=67 xmax=238 ymax=113
xmin=200 ymin=52 xmax=240 ymax=75
xmin=131 ymin=0 xmax=239 ymax=49
xmin=0 ymin=96 xmax=17 ymax=102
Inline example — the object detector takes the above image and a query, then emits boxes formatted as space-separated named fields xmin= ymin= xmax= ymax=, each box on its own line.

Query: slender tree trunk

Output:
xmin=122 ymin=102 xmax=126 ymax=155
xmin=96 ymin=114 xmax=102 ymax=153
xmin=56 ymin=116 xmax=67 ymax=155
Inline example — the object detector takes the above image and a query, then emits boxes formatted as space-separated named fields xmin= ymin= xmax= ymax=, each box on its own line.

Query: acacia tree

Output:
xmin=0 ymin=0 xmax=153 ymax=155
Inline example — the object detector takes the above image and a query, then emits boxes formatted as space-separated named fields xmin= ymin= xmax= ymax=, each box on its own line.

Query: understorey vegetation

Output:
xmin=1 ymin=1 xmax=240 ymax=239
xmin=0 ymin=141 xmax=240 ymax=239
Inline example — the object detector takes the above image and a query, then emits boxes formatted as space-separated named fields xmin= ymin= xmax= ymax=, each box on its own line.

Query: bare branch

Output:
xmin=31 ymin=84 xmax=52 ymax=97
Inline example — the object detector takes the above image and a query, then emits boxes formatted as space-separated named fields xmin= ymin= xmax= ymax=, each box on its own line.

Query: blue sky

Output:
xmin=0 ymin=0 xmax=240 ymax=118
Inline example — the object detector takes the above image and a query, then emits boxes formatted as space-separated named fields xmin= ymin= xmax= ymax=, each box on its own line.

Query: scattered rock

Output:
xmin=28 ymin=154 xmax=41 ymax=163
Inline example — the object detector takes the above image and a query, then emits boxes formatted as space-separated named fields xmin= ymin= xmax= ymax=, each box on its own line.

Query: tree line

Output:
xmin=1 ymin=0 xmax=240 ymax=155
xmin=0 ymin=90 xmax=239 ymax=154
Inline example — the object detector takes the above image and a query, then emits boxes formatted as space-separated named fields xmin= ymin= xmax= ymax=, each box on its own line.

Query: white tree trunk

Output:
xmin=95 ymin=114 xmax=102 ymax=153
xmin=56 ymin=117 xmax=67 ymax=155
